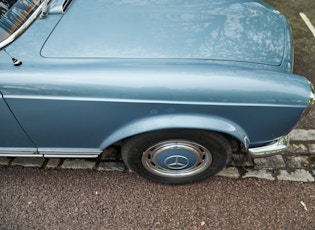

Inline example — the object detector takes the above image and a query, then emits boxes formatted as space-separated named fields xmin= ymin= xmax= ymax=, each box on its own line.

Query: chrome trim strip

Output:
xmin=0 ymin=147 xmax=39 ymax=157
xmin=39 ymin=148 xmax=102 ymax=154
xmin=44 ymin=154 xmax=98 ymax=158
xmin=0 ymin=154 xmax=42 ymax=157
xmin=249 ymin=135 xmax=289 ymax=157
xmin=39 ymin=148 xmax=102 ymax=156
xmin=0 ymin=147 xmax=101 ymax=158
xmin=4 ymin=95 xmax=307 ymax=108
xmin=0 ymin=0 xmax=52 ymax=50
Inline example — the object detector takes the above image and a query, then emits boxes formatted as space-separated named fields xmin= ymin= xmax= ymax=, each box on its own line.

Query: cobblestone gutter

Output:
xmin=0 ymin=129 xmax=314 ymax=183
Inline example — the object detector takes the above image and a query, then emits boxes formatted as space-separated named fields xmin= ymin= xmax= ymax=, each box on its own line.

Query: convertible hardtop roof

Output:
xmin=42 ymin=0 xmax=287 ymax=66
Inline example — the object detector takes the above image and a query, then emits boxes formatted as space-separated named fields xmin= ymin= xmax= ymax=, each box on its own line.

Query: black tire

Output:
xmin=122 ymin=129 xmax=232 ymax=184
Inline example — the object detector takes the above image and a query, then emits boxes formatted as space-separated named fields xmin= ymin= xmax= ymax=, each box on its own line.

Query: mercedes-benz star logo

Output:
xmin=164 ymin=155 xmax=190 ymax=170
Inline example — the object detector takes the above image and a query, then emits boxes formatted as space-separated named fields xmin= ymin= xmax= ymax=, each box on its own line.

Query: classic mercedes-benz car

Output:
xmin=0 ymin=0 xmax=313 ymax=184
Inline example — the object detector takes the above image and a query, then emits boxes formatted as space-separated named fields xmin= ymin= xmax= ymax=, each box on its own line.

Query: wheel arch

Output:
xmin=99 ymin=114 xmax=250 ymax=150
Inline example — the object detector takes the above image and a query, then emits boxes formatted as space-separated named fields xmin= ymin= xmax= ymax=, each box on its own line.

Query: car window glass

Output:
xmin=0 ymin=0 xmax=41 ymax=44
xmin=0 ymin=0 xmax=17 ymax=17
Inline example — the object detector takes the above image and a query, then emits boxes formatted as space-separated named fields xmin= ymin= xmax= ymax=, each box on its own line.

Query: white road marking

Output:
xmin=299 ymin=12 xmax=315 ymax=38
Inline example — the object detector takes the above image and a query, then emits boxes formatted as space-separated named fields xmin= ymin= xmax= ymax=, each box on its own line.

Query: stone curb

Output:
xmin=216 ymin=129 xmax=315 ymax=182
xmin=289 ymin=129 xmax=315 ymax=141
xmin=0 ymin=129 xmax=314 ymax=183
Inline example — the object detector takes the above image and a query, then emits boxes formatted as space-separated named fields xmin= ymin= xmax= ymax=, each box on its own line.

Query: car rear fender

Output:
xmin=99 ymin=114 xmax=249 ymax=150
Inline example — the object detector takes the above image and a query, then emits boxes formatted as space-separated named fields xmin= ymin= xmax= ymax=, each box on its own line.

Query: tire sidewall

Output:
xmin=122 ymin=129 xmax=231 ymax=184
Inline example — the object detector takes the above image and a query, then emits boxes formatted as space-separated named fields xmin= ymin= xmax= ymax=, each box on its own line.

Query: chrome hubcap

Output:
xmin=142 ymin=140 xmax=212 ymax=178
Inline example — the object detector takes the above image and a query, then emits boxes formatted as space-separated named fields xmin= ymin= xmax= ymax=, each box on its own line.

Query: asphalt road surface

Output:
xmin=1 ymin=1 xmax=315 ymax=229
xmin=1 ymin=167 xmax=315 ymax=229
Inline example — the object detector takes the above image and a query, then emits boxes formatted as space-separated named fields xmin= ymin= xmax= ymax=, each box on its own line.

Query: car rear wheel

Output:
xmin=122 ymin=129 xmax=232 ymax=184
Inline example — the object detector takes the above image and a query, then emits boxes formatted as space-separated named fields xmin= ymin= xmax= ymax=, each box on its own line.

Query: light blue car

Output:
xmin=0 ymin=0 xmax=314 ymax=184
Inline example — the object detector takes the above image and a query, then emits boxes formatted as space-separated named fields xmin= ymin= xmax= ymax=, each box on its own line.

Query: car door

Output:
xmin=0 ymin=92 xmax=37 ymax=156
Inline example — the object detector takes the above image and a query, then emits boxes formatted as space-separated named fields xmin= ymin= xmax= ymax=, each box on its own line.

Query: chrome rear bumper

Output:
xmin=248 ymin=135 xmax=289 ymax=158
